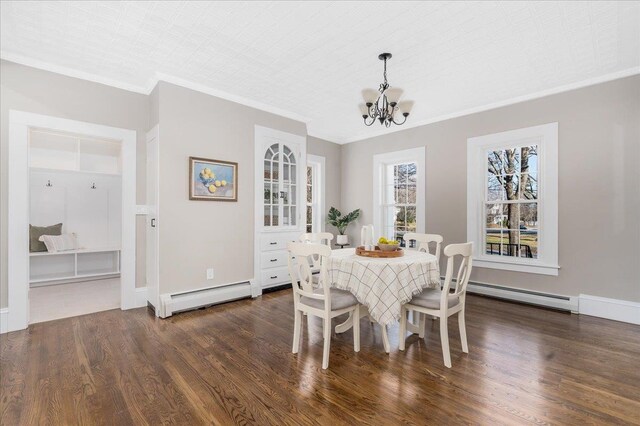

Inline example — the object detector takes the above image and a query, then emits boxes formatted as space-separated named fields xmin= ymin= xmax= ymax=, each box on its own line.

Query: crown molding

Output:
xmin=151 ymin=72 xmax=311 ymax=123
xmin=3 ymin=51 xmax=637 ymax=146
xmin=338 ymin=66 xmax=640 ymax=145
xmin=1 ymin=51 xmax=312 ymax=125
xmin=1 ymin=51 xmax=150 ymax=94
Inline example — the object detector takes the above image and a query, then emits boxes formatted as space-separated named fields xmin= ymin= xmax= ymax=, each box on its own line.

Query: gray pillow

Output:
xmin=29 ymin=223 xmax=62 ymax=252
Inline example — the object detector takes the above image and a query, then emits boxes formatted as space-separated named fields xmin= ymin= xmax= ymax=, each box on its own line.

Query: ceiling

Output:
xmin=1 ymin=1 xmax=639 ymax=144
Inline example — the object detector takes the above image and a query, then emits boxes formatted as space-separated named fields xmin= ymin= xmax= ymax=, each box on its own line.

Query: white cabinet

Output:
xmin=254 ymin=126 xmax=306 ymax=293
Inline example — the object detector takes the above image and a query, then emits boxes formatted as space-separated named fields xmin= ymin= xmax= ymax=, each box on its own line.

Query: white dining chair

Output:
xmin=299 ymin=232 xmax=334 ymax=246
xmin=288 ymin=242 xmax=360 ymax=370
xmin=398 ymin=242 xmax=473 ymax=368
xmin=403 ymin=232 xmax=443 ymax=260
xmin=300 ymin=232 xmax=334 ymax=284
xmin=403 ymin=233 xmax=444 ymax=334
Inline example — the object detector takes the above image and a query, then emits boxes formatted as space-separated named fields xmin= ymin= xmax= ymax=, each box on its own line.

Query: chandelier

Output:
xmin=361 ymin=53 xmax=411 ymax=127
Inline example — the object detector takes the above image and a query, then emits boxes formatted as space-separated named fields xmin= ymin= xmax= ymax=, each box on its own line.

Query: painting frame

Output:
xmin=189 ymin=156 xmax=238 ymax=201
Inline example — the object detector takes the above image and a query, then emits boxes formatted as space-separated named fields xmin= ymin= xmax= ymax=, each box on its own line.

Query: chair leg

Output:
xmin=353 ymin=305 xmax=360 ymax=353
xmin=381 ymin=323 xmax=390 ymax=354
xmin=292 ymin=309 xmax=302 ymax=354
xmin=459 ymin=309 xmax=469 ymax=354
xmin=418 ymin=312 xmax=426 ymax=338
xmin=322 ymin=317 xmax=331 ymax=369
xmin=399 ymin=306 xmax=407 ymax=351
xmin=439 ymin=314 xmax=452 ymax=368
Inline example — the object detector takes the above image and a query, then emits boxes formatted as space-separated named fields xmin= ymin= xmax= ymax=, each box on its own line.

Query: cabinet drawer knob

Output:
xmin=270 ymin=259 xmax=277 ymax=262
xmin=269 ymin=242 xmax=277 ymax=245
xmin=270 ymin=275 xmax=277 ymax=279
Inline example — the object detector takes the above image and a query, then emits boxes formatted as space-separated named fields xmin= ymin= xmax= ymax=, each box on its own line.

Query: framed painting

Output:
xmin=189 ymin=156 xmax=238 ymax=201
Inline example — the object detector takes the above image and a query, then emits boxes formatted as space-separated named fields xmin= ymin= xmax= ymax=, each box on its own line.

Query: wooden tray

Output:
xmin=355 ymin=246 xmax=404 ymax=258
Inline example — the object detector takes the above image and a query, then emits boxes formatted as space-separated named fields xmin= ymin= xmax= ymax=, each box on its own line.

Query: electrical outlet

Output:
xmin=206 ymin=268 xmax=214 ymax=280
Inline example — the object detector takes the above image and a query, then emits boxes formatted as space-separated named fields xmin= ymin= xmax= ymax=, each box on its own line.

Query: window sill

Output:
xmin=473 ymin=257 xmax=560 ymax=276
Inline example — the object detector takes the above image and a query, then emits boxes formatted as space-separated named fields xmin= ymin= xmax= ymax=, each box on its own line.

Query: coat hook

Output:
xmin=91 ymin=183 xmax=96 ymax=189
xmin=46 ymin=180 xmax=53 ymax=187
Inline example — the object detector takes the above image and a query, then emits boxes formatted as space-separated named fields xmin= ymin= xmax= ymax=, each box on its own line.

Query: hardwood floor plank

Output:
xmin=2 ymin=292 xmax=639 ymax=425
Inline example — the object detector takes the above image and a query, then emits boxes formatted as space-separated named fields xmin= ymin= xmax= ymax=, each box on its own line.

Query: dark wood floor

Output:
xmin=2 ymin=290 xmax=639 ymax=425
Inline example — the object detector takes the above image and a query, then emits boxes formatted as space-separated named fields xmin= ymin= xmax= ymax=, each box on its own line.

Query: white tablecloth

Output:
xmin=327 ymin=248 xmax=441 ymax=326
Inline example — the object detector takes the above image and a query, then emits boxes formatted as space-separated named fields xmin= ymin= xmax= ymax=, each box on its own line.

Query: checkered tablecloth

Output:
xmin=327 ymin=248 xmax=441 ymax=326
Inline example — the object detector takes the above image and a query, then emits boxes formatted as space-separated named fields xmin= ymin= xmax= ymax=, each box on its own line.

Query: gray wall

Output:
xmin=155 ymin=82 xmax=308 ymax=295
xmin=0 ymin=60 xmax=149 ymax=308
xmin=341 ymin=75 xmax=640 ymax=302
xmin=307 ymin=136 xmax=342 ymax=235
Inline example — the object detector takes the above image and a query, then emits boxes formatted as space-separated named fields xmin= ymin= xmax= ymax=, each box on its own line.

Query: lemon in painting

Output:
xmin=215 ymin=180 xmax=222 ymax=187
xmin=221 ymin=180 xmax=227 ymax=186
xmin=208 ymin=184 xmax=217 ymax=193
xmin=204 ymin=168 xmax=212 ymax=175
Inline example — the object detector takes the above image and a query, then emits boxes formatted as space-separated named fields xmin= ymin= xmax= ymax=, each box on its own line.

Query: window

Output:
xmin=373 ymin=147 xmax=426 ymax=245
xmin=467 ymin=123 xmax=558 ymax=275
xmin=306 ymin=155 xmax=325 ymax=233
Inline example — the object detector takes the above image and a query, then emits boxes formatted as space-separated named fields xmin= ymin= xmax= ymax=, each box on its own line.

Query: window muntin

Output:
xmin=382 ymin=162 xmax=417 ymax=243
xmin=263 ymin=142 xmax=297 ymax=228
xmin=484 ymin=145 xmax=538 ymax=258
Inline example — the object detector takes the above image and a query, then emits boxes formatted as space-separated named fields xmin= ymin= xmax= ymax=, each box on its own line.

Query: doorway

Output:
xmin=7 ymin=111 xmax=137 ymax=332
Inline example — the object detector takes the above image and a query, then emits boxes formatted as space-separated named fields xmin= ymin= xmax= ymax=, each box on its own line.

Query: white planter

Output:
xmin=336 ymin=235 xmax=348 ymax=245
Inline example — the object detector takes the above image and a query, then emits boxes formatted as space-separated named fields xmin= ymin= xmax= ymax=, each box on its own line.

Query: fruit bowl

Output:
xmin=378 ymin=243 xmax=400 ymax=251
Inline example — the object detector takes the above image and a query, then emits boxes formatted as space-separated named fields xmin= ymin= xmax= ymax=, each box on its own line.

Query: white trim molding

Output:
xmin=8 ymin=110 xmax=137 ymax=332
xmin=579 ymin=295 xmax=640 ymax=325
xmin=373 ymin=147 xmax=426 ymax=240
xmin=135 ymin=287 xmax=149 ymax=308
xmin=467 ymin=122 xmax=559 ymax=276
xmin=0 ymin=308 xmax=8 ymax=334
xmin=306 ymin=154 xmax=326 ymax=233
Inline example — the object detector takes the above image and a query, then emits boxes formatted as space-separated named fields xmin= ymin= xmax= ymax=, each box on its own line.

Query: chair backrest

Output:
xmin=299 ymin=233 xmax=333 ymax=269
xmin=442 ymin=242 xmax=473 ymax=300
xmin=403 ymin=233 xmax=443 ymax=260
xmin=299 ymin=232 xmax=334 ymax=246
xmin=287 ymin=242 xmax=331 ymax=308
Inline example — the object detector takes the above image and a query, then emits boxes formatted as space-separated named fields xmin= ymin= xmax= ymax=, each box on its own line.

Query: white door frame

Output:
xmin=306 ymin=154 xmax=326 ymax=232
xmin=145 ymin=125 xmax=160 ymax=314
xmin=7 ymin=110 xmax=137 ymax=332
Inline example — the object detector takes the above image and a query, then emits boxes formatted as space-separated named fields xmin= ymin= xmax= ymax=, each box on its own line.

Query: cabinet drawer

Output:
xmin=261 ymin=251 xmax=291 ymax=269
xmin=260 ymin=267 xmax=290 ymax=288
xmin=260 ymin=232 xmax=300 ymax=251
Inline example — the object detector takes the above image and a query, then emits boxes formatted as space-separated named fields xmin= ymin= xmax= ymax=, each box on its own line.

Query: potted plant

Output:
xmin=327 ymin=207 xmax=361 ymax=245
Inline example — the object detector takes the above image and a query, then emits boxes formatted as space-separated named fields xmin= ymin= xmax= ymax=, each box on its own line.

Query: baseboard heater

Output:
xmin=158 ymin=280 xmax=252 ymax=318
xmin=467 ymin=281 xmax=578 ymax=312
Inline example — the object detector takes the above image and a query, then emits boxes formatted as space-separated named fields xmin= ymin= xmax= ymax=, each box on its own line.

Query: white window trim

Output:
xmin=373 ymin=147 xmax=426 ymax=238
xmin=467 ymin=122 xmax=559 ymax=276
xmin=306 ymin=154 xmax=325 ymax=232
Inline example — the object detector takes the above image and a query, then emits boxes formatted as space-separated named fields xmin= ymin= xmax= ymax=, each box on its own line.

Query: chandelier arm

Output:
xmin=363 ymin=116 xmax=375 ymax=126
xmin=392 ymin=114 xmax=408 ymax=125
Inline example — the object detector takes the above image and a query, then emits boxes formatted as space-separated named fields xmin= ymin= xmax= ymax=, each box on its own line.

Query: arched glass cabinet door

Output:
xmin=264 ymin=143 xmax=280 ymax=227
xmin=263 ymin=142 xmax=298 ymax=228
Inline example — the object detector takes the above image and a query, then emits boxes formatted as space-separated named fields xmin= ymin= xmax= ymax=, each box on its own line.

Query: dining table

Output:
xmin=326 ymin=247 xmax=441 ymax=352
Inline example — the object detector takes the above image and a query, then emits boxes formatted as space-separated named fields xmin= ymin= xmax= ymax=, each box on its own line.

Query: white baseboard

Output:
xmin=135 ymin=287 xmax=148 ymax=308
xmin=579 ymin=295 xmax=640 ymax=325
xmin=467 ymin=281 xmax=579 ymax=312
xmin=0 ymin=308 xmax=8 ymax=334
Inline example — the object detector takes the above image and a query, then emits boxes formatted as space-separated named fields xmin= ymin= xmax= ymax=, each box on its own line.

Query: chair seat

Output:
xmin=301 ymin=288 xmax=358 ymax=311
xmin=410 ymin=289 xmax=459 ymax=309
